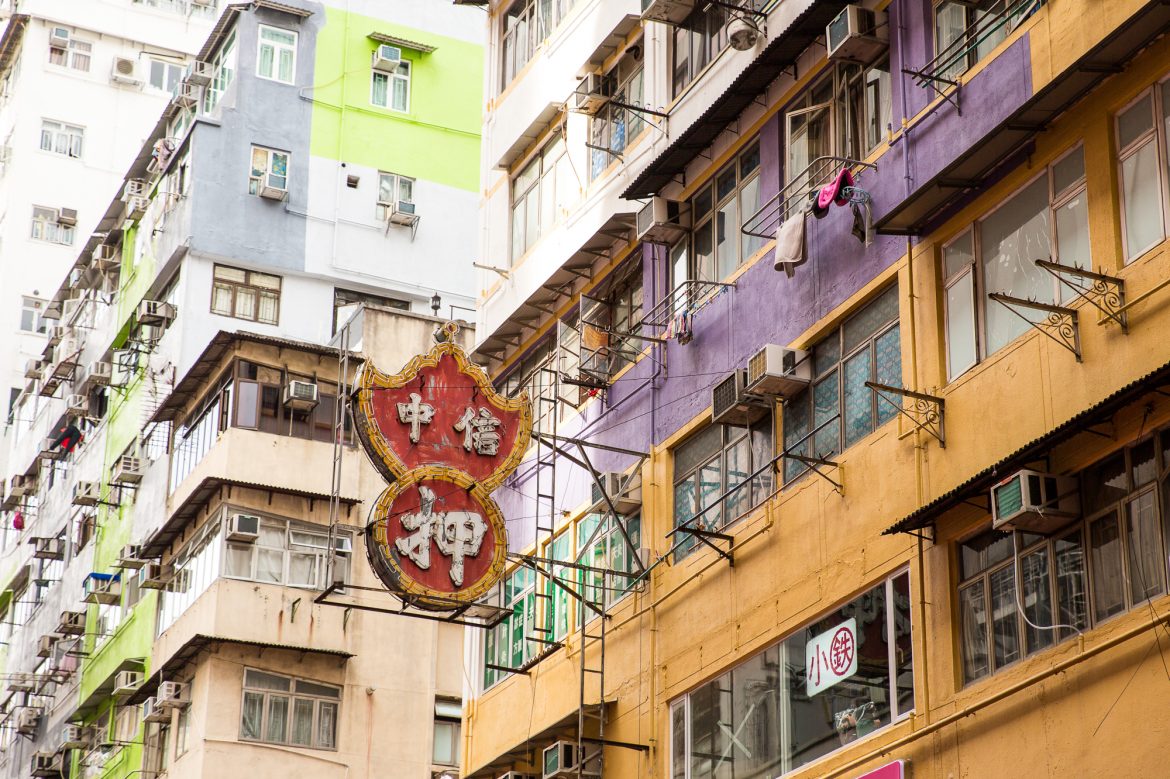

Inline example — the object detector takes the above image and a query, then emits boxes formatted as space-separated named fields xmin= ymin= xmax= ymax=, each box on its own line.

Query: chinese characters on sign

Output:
xmin=353 ymin=324 xmax=532 ymax=608
xmin=806 ymin=617 xmax=859 ymax=697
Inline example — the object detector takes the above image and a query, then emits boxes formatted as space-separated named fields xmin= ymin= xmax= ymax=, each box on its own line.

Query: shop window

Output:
xmin=240 ymin=669 xmax=339 ymax=749
xmin=1116 ymin=81 xmax=1170 ymax=262
xmin=942 ymin=146 xmax=1088 ymax=380
xmin=783 ymin=285 xmax=901 ymax=483
xmin=589 ymin=47 xmax=645 ymax=180
xmin=510 ymin=133 xmax=573 ymax=262
xmin=959 ymin=431 xmax=1170 ymax=683
xmin=670 ymin=571 xmax=913 ymax=778
xmin=673 ymin=419 xmax=773 ymax=560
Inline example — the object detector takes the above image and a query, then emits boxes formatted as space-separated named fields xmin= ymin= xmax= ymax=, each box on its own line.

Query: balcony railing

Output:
xmin=742 ymin=156 xmax=876 ymax=240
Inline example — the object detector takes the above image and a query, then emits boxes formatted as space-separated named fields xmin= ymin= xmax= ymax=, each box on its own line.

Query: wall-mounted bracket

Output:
xmin=673 ymin=525 xmax=734 ymax=566
xmin=780 ymin=453 xmax=843 ymax=494
xmin=1035 ymin=259 xmax=1127 ymax=333
xmin=865 ymin=381 xmax=946 ymax=447
xmin=989 ymin=293 xmax=1081 ymax=360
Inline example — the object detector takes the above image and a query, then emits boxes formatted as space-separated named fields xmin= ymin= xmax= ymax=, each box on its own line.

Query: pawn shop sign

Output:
xmin=353 ymin=326 xmax=532 ymax=608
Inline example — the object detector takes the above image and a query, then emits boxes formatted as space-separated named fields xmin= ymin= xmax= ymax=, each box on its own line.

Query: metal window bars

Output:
xmin=905 ymin=0 xmax=1044 ymax=111
xmin=741 ymin=156 xmax=877 ymax=242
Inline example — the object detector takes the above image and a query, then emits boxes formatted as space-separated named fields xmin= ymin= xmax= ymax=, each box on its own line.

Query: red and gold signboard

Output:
xmin=354 ymin=326 xmax=530 ymax=608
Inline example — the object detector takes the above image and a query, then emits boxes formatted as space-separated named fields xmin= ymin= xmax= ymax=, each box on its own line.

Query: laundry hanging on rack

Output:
xmin=774 ymin=208 xmax=807 ymax=277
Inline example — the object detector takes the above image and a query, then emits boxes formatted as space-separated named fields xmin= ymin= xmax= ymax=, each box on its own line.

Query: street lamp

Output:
xmin=431 ymin=292 xmax=442 ymax=316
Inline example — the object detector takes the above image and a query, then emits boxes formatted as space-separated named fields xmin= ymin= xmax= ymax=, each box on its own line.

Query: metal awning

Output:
xmin=885 ymin=357 xmax=1170 ymax=535
xmin=622 ymin=0 xmax=850 ymax=199
xmin=474 ymin=212 xmax=637 ymax=363
xmin=369 ymin=32 xmax=436 ymax=53
xmin=128 ymin=634 xmax=352 ymax=705
xmin=142 ymin=476 xmax=362 ymax=559
xmin=252 ymin=0 xmax=314 ymax=17
xmin=875 ymin=0 xmax=1170 ymax=235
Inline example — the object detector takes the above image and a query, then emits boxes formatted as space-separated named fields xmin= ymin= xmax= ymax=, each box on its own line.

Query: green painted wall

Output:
xmin=309 ymin=7 xmax=482 ymax=192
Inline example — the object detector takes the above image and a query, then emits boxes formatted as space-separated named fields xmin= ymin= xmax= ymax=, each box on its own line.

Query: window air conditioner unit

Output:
xmin=122 ymin=179 xmax=148 ymax=201
xmin=118 ymin=544 xmax=147 ymax=569
xmin=32 ymin=536 xmax=65 ymax=561
xmin=126 ymin=195 xmax=149 ymax=221
xmin=113 ymin=670 xmax=143 ymax=696
xmin=138 ymin=562 xmax=173 ymax=590
xmin=25 ymin=358 xmax=42 ymax=379
xmin=574 ymin=72 xmax=611 ymax=115
xmin=111 ymin=454 xmax=144 ymax=485
xmin=745 ymin=345 xmax=810 ymax=398
xmin=49 ymin=27 xmax=70 ymax=48
xmin=62 ymin=724 xmax=93 ymax=749
xmin=158 ymin=681 xmax=189 ymax=708
xmin=16 ymin=706 xmax=41 ymax=735
xmin=259 ymin=181 xmax=287 ymax=200
xmin=31 ymin=753 xmax=64 ymax=778
xmin=73 ymin=480 xmax=100 ymax=506
xmin=372 ymin=44 xmax=402 ymax=72
xmin=93 ymin=243 xmax=120 ymax=271
xmin=137 ymin=299 xmax=176 ymax=327
xmin=711 ymin=370 xmax=769 ymax=427
xmin=636 ymin=197 xmax=690 ymax=244
xmin=56 ymin=610 xmax=86 ymax=635
xmin=111 ymin=56 xmax=141 ymax=85
xmin=542 ymin=741 xmax=579 ymax=779
xmin=282 ymin=380 xmax=319 ymax=410
xmin=227 ymin=513 xmax=261 ymax=542
xmin=640 ymin=0 xmax=695 ymax=25
xmin=990 ymin=469 xmax=1080 ymax=533
xmin=185 ymin=60 xmax=214 ymax=87
xmin=9 ymin=674 xmax=36 ymax=693
xmin=143 ymin=696 xmax=170 ymax=723
xmin=10 ymin=474 xmax=35 ymax=497
xmin=826 ymin=5 xmax=888 ymax=63
xmin=82 ymin=360 xmax=113 ymax=389
xmin=36 ymin=634 xmax=57 ymax=659
xmin=388 ymin=199 xmax=417 ymax=225
xmin=58 ymin=207 xmax=79 ymax=227
xmin=83 ymin=573 xmax=121 ymax=605
xmin=588 ymin=472 xmax=642 ymax=515
xmin=66 ymin=393 xmax=89 ymax=416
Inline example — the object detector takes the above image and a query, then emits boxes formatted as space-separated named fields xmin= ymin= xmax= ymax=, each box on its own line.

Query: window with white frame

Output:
xmin=1115 ymin=80 xmax=1170 ymax=263
xmin=670 ymin=571 xmax=913 ymax=779
xmin=148 ymin=58 xmax=184 ymax=92
xmin=941 ymin=146 xmax=1089 ymax=380
xmin=371 ymin=60 xmax=410 ymax=111
xmin=203 ymin=29 xmax=237 ymax=113
xmin=48 ymin=28 xmax=92 ymax=72
xmin=30 ymin=206 xmax=75 ymax=244
xmin=256 ymin=25 xmax=297 ymax=84
xmin=588 ymin=47 xmax=644 ymax=180
xmin=248 ymin=146 xmax=289 ymax=196
xmin=499 ymin=0 xmax=582 ymax=90
xmin=40 ymin=119 xmax=83 ymax=158
xmin=932 ymin=0 xmax=1029 ymax=83
xmin=510 ymin=133 xmax=574 ymax=262
xmin=376 ymin=171 xmax=414 ymax=220
xmin=211 ymin=264 xmax=281 ymax=324
xmin=240 ymin=669 xmax=339 ymax=749
xmin=223 ymin=517 xmax=351 ymax=591
xmin=432 ymin=698 xmax=461 ymax=766
xmin=20 ymin=296 xmax=46 ymax=333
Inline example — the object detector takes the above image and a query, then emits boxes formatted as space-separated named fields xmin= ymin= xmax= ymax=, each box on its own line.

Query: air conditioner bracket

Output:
xmin=1035 ymin=259 xmax=1127 ymax=333
xmin=988 ymin=293 xmax=1080 ymax=360
xmin=865 ymin=381 xmax=946 ymax=447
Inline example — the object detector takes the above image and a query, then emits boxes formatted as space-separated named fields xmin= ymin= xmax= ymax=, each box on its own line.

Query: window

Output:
xmin=673 ymin=418 xmax=773 ymax=560
xmin=933 ymin=0 xmax=1028 ymax=83
xmin=942 ymin=146 xmax=1089 ymax=379
xmin=686 ymin=141 xmax=763 ymax=284
xmin=136 ymin=0 xmax=218 ymax=16
xmin=203 ymin=29 xmax=237 ymax=113
xmin=376 ymin=172 xmax=414 ymax=220
xmin=224 ymin=518 xmax=351 ymax=591
xmin=576 ymin=511 xmax=642 ymax=608
xmin=240 ymin=669 xmax=339 ymax=749
xmin=148 ymin=58 xmax=184 ymax=92
xmin=1116 ymin=82 xmax=1170 ymax=262
xmin=783 ymin=285 xmax=901 ymax=483
xmin=497 ymin=337 xmax=560 ymax=436
xmin=670 ymin=571 xmax=913 ymax=778
xmin=248 ymin=146 xmax=289 ymax=197
xmin=211 ymin=264 xmax=281 ymax=324
xmin=48 ymin=29 xmax=92 ymax=72
xmin=39 ymin=120 xmax=83 ymax=158
xmin=671 ymin=3 xmax=729 ymax=97
xmin=499 ymin=0 xmax=581 ymax=89
xmin=256 ymin=25 xmax=297 ymax=84
xmin=482 ymin=566 xmax=536 ymax=689
xmin=510 ymin=133 xmax=573 ymax=262
xmin=20 ymin=296 xmax=46 ymax=333
xmin=579 ymin=262 xmax=644 ymax=382
xmin=30 ymin=206 xmax=75 ymax=245
xmin=589 ymin=48 xmax=645 ymax=180
xmin=432 ymin=699 xmax=461 ymax=766
xmin=371 ymin=60 xmax=410 ymax=111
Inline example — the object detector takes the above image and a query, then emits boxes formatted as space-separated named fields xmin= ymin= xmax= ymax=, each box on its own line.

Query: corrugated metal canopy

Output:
xmin=369 ymin=31 xmax=437 ymax=53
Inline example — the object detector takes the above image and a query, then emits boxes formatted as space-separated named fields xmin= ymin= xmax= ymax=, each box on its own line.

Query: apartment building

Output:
xmin=0 ymin=0 xmax=221 ymax=450
xmin=0 ymin=1 xmax=483 ymax=777
xmin=465 ymin=0 xmax=1170 ymax=777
